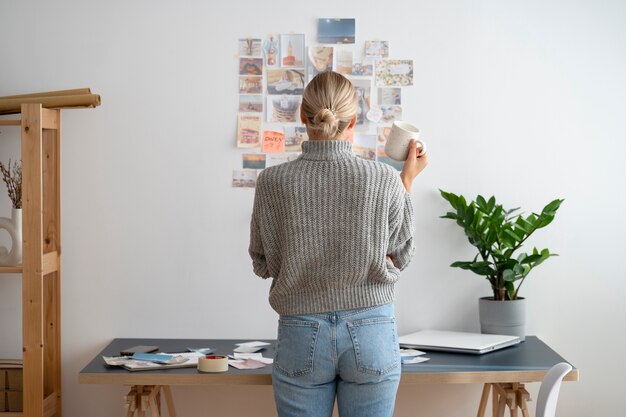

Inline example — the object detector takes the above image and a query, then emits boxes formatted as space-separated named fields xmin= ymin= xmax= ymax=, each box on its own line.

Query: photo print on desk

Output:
xmin=239 ymin=38 xmax=263 ymax=57
xmin=237 ymin=113 xmax=262 ymax=148
xmin=267 ymin=68 xmax=305 ymax=95
xmin=280 ymin=34 xmax=305 ymax=67
xmin=266 ymin=95 xmax=302 ymax=123
xmin=239 ymin=57 xmax=263 ymax=76
xmin=318 ymin=18 xmax=355 ymax=44
xmin=263 ymin=35 xmax=279 ymax=67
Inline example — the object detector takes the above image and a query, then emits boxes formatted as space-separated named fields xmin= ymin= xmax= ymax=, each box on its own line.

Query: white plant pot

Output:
xmin=0 ymin=208 xmax=22 ymax=266
xmin=479 ymin=297 xmax=527 ymax=342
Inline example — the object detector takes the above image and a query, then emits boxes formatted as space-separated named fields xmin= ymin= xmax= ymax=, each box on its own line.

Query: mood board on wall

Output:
xmin=232 ymin=18 xmax=414 ymax=188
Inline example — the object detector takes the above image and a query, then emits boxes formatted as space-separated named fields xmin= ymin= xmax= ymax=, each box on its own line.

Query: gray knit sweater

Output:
xmin=249 ymin=140 xmax=415 ymax=315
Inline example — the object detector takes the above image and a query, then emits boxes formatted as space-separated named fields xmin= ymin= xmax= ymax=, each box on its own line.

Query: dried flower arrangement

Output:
xmin=0 ymin=159 xmax=22 ymax=209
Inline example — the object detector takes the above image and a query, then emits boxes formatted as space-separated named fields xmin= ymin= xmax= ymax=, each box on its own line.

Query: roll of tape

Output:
xmin=198 ymin=355 xmax=229 ymax=373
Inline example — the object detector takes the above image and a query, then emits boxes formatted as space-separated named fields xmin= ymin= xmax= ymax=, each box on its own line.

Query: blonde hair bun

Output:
xmin=313 ymin=108 xmax=339 ymax=138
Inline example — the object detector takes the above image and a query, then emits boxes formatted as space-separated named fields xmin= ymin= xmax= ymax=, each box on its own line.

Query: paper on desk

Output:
xmin=400 ymin=348 xmax=427 ymax=357
xmin=228 ymin=358 xmax=267 ymax=369
xmin=402 ymin=356 xmax=430 ymax=365
xmin=234 ymin=341 xmax=271 ymax=353
xmin=232 ymin=352 xmax=273 ymax=364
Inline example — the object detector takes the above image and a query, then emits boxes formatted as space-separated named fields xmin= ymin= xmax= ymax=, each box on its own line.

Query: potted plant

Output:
xmin=439 ymin=190 xmax=563 ymax=340
xmin=0 ymin=159 xmax=22 ymax=266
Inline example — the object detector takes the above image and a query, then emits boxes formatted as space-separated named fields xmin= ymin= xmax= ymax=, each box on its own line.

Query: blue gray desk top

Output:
xmin=78 ymin=336 xmax=578 ymax=385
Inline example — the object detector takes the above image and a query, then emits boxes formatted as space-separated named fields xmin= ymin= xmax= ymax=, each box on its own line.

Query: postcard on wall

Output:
xmin=336 ymin=50 xmax=353 ymax=75
xmin=239 ymin=38 xmax=262 ymax=57
xmin=232 ymin=169 xmax=258 ymax=188
xmin=380 ymin=105 xmax=402 ymax=124
xmin=239 ymin=94 xmax=263 ymax=112
xmin=242 ymin=153 xmax=266 ymax=170
xmin=263 ymin=35 xmax=280 ymax=67
xmin=240 ymin=57 xmax=263 ymax=76
xmin=378 ymin=88 xmax=401 ymax=105
xmin=284 ymin=126 xmax=308 ymax=152
xmin=318 ymin=18 xmax=355 ymax=44
xmin=266 ymin=95 xmax=302 ymax=123
xmin=280 ymin=34 xmax=305 ymax=67
xmin=352 ymin=57 xmax=375 ymax=76
xmin=377 ymin=126 xmax=391 ymax=144
xmin=239 ymin=76 xmax=263 ymax=94
xmin=350 ymin=78 xmax=372 ymax=131
xmin=365 ymin=40 xmax=389 ymax=58
xmin=376 ymin=59 xmax=413 ymax=87
xmin=353 ymin=134 xmax=376 ymax=160
xmin=377 ymin=146 xmax=403 ymax=171
xmin=267 ymin=68 xmax=305 ymax=95
xmin=308 ymin=45 xmax=334 ymax=77
xmin=262 ymin=130 xmax=286 ymax=153
xmin=266 ymin=153 xmax=300 ymax=167
xmin=237 ymin=113 xmax=262 ymax=148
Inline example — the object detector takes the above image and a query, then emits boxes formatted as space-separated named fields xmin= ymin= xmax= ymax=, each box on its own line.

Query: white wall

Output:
xmin=1 ymin=0 xmax=625 ymax=416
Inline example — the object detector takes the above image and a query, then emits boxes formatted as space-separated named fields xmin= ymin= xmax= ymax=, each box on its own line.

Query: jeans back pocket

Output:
xmin=347 ymin=317 xmax=400 ymax=376
xmin=274 ymin=319 xmax=320 ymax=377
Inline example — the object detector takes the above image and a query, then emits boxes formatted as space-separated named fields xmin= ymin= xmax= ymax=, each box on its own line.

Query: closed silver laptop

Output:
xmin=398 ymin=330 xmax=521 ymax=354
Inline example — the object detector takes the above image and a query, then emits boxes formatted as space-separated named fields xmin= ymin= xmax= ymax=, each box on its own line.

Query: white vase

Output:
xmin=0 ymin=208 xmax=22 ymax=266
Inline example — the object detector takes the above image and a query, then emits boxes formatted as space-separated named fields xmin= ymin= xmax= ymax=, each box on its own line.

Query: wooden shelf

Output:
xmin=0 ymin=265 xmax=23 ymax=274
xmin=0 ymin=119 xmax=20 ymax=126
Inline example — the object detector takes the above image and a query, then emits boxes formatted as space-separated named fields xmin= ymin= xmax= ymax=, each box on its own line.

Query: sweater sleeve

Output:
xmin=386 ymin=180 xmax=416 ymax=271
xmin=249 ymin=175 xmax=271 ymax=279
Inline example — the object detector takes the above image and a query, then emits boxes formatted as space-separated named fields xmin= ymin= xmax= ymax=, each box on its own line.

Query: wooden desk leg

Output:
xmin=492 ymin=384 xmax=500 ymax=417
xmin=477 ymin=384 xmax=491 ymax=417
xmin=146 ymin=386 xmax=161 ymax=417
xmin=162 ymin=386 xmax=178 ymax=417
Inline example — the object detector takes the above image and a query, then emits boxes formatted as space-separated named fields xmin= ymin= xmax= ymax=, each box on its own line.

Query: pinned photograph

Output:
xmin=239 ymin=94 xmax=263 ymax=112
xmin=350 ymin=78 xmax=371 ymax=130
xmin=377 ymin=126 xmax=391 ymax=144
xmin=266 ymin=153 xmax=300 ymax=167
xmin=266 ymin=95 xmax=302 ymax=123
xmin=365 ymin=40 xmax=389 ymax=58
xmin=352 ymin=57 xmax=375 ymax=76
xmin=239 ymin=38 xmax=262 ymax=57
xmin=377 ymin=147 xmax=404 ymax=171
xmin=267 ymin=68 xmax=305 ymax=95
xmin=239 ymin=76 xmax=263 ymax=94
xmin=280 ymin=34 xmax=305 ymax=67
xmin=239 ymin=57 xmax=263 ymax=76
xmin=262 ymin=130 xmax=286 ymax=153
xmin=263 ymin=35 xmax=280 ymax=67
xmin=336 ymin=50 xmax=353 ymax=75
xmin=318 ymin=18 xmax=355 ymax=44
xmin=237 ymin=113 xmax=262 ymax=148
xmin=378 ymin=88 xmax=401 ymax=105
xmin=380 ymin=105 xmax=402 ymax=124
xmin=284 ymin=126 xmax=308 ymax=152
xmin=353 ymin=134 xmax=376 ymax=160
xmin=232 ymin=169 xmax=258 ymax=188
xmin=308 ymin=46 xmax=334 ymax=77
xmin=243 ymin=153 xmax=266 ymax=170
xmin=376 ymin=59 xmax=413 ymax=87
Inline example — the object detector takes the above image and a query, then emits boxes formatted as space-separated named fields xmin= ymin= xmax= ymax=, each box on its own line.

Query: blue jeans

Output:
xmin=272 ymin=303 xmax=401 ymax=417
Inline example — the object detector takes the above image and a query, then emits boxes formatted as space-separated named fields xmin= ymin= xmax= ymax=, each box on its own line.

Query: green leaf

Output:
xmin=439 ymin=189 xmax=459 ymax=209
xmin=542 ymin=199 xmax=564 ymax=215
xmin=487 ymin=196 xmax=496 ymax=212
xmin=476 ymin=195 xmax=488 ymax=213
xmin=440 ymin=212 xmax=458 ymax=220
xmin=505 ymin=281 xmax=516 ymax=300
xmin=503 ymin=269 xmax=515 ymax=282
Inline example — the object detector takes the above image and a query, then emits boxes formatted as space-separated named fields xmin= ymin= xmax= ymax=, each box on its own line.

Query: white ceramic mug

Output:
xmin=384 ymin=121 xmax=426 ymax=161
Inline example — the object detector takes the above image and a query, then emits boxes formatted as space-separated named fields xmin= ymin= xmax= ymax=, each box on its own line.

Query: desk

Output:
xmin=79 ymin=336 xmax=578 ymax=417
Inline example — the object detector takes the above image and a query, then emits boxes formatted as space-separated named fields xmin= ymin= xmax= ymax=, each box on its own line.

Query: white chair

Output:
xmin=535 ymin=362 xmax=573 ymax=417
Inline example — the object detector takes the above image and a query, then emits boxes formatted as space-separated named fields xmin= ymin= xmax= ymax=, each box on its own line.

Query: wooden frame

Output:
xmin=0 ymin=103 xmax=62 ymax=417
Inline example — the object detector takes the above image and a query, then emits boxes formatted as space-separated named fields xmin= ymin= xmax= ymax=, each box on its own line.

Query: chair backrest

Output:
xmin=535 ymin=362 xmax=573 ymax=417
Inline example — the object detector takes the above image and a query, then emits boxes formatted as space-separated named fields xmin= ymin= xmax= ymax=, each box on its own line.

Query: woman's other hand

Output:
xmin=400 ymin=139 xmax=428 ymax=193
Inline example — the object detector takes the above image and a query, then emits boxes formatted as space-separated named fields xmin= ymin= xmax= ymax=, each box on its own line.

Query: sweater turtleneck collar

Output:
xmin=300 ymin=139 xmax=353 ymax=161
